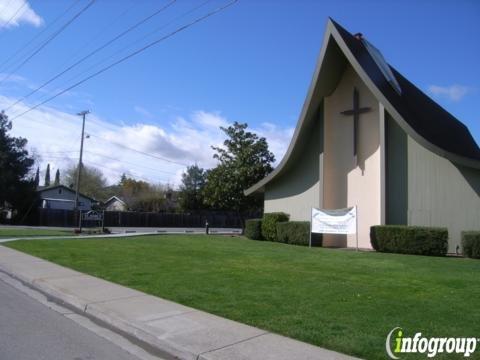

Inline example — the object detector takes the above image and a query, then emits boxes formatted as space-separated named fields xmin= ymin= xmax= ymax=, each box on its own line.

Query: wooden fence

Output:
xmin=22 ymin=208 xmax=257 ymax=228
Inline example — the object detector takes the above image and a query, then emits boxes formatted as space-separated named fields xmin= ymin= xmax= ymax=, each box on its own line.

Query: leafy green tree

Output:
xmin=0 ymin=111 xmax=36 ymax=216
xmin=178 ymin=164 xmax=206 ymax=211
xmin=44 ymin=163 xmax=50 ymax=186
xmin=203 ymin=122 xmax=274 ymax=213
xmin=118 ymin=174 xmax=169 ymax=212
xmin=54 ymin=168 xmax=60 ymax=185
xmin=64 ymin=164 xmax=108 ymax=200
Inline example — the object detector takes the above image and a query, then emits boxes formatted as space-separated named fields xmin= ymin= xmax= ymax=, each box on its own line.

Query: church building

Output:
xmin=245 ymin=19 xmax=480 ymax=253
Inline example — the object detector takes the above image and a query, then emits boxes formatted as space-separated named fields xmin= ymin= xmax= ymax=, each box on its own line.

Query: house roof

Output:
xmin=245 ymin=18 xmax=480 ymax=195
xmin=104 ymin=196 xmax=127 ymax=206
xmin=37 ymin=185 xmax=97 ymax=203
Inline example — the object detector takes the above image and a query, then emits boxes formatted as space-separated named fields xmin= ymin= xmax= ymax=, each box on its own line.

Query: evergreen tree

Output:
xmin=0 ymin=111 xmax=35 ymax=216
xmin=203 ymin=122 xmax=274 ymax=213
xmin=44 ymin=163 xmax=50 ymax=187
xmin=34 ymin=167 xmax=40 ymax=188
xmin=179 ymin=164 xmax=207 ymax=211
xmin=54 ymin=168 xmax=60 ymax=185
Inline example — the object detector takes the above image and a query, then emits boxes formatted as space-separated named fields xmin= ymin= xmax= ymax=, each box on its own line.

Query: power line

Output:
xmin=39 ymin=155 xmax=171 ymax=183
xmin=0 ymin=0 xmax=96 ymax=87
xmin=0 ymin=0 xmax=14 ymax=18
xmin=9 ymin=0 xmax=238 ymax=122
xmin=29 ymin=117 xmax=188 ymax=168
xmin=36 ymin=149 xmax=179 ymax=176
xmin=89 ymin=133 xmax=189 ymax=167
xmin=36 ymin=150 xmax=79 ymax=155
xmin=4 ymin=0 xmax=177 ymax=111
xmin=0 ymin=0 xmax=27 ymax=31
xmin=54 ymin=0 xmax=136 ymax=71
xmin=9 ymin=111 xmax=189 ymax=168
xmin=0 ymin=0 xmax=82 ymax=74
xmin=83 ymin=150 xmax=178 ymax=175
xmin=30 ymin=0 xmax=214 ymax=106
xmin=83 ymin=160 xmax=170 ymax=184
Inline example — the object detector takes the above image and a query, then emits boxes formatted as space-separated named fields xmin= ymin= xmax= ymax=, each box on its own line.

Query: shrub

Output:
xmin=370 ymin=225 xmax=448 ymax=256
xmin=276 ymin=221 xmax=322 ymax=246
xmin=245 ymin=219 xmax=263 ymax=240
xmin=261 ymin=212 xmax=289 ymax=242
xmin=462 ymin=232 xmax=480 ymax=259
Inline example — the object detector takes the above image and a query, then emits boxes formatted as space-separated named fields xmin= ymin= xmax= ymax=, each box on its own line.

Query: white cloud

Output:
xmin=253 ymin=122 xmax=294 ymax=163
xmin=133 ymin=106 xmax=153 ymax=119
xmin=0 ymin=0 xmax=43 ymax=29
xmin=427 ymin=84 xmax=471 ymax=102
xmin=0 ymin=73 xmax=26 ymax=83
xmin=192 ymin=110 xmax=229 ymax=129
xmin=0 ymin=96 xmax=293 ymax=188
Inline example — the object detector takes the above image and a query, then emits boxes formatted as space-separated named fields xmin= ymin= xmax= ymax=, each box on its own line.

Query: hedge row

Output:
xmin=261 ymin=212 xmax=289 ymax=242
xmin=370 ymin=225 xmax=448 ymax=256
xmin=245 ymin=214 xmax=323 ymax=247
xmin=462 ymin=231 xmax=480 ymax=259
xmin=244 ymin=219 xmax=262 ymax=240
xmin=276 ymin=221 xmax=310 ymax=246
xmin=276 ymin=221 xmax=323 ymax=246
xmin=247 ymin=220 xmax=478 ymax=257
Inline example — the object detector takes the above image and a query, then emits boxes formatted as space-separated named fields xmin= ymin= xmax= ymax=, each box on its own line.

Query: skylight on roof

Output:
xmin=362 ymin=39 xmax=402 ymax=95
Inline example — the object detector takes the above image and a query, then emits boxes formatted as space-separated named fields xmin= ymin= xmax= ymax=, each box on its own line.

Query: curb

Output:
xmin=0 ymin=265 xmax=180 ymax=360
xmin=0 ymin=246 xmax=359 ymax=360
xmin=0 ymin=230 xmax=243 ymax=244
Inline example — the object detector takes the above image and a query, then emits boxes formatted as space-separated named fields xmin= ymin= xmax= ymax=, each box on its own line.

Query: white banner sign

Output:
xmin=311 ymin=207 xmax=357 ymax=234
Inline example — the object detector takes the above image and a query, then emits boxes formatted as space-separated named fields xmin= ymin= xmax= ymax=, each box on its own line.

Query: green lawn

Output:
xmin=4 ymin=235 xmax=480 ymax=359
xmin=0 ymin=228 xmax=73 ymax=238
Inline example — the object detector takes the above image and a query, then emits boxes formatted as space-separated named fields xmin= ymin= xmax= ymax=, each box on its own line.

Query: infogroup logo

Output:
xmin=386 ymin=327 xmax=478 ymax=358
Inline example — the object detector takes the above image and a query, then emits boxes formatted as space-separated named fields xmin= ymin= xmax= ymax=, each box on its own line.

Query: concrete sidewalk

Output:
xmin=0 ymin=225 xmax=242 ymax=235
xmin=0 ymin=245 xmax=359 ymax=360
xmin=0 ymin=228 xmax=242 ymax=243
xmin=0 ymin=231 xmax=159 ymax=243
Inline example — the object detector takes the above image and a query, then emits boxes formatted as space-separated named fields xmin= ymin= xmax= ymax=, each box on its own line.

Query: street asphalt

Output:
xmin=0 ymin=278 xmax=146 ymax=360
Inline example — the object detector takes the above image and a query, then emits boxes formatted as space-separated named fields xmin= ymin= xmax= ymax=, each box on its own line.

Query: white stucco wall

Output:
xmin=323 ymin=66 xmax=381 ymax=248
xmin=264 ymin=113 xmax=322 ymax=221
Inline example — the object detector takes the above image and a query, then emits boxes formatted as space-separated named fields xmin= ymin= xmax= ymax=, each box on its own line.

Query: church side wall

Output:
xmin=264 ymin=111 xmax=323 ymax=221
xmin=407 ymin=137 xmax=480 ymax=253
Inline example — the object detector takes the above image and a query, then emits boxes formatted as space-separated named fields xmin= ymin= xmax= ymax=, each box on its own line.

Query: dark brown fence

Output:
xmin=21 ymin=208 xmax=257 ymax=228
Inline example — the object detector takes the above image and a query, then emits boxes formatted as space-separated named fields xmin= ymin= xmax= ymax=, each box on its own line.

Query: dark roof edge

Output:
xmin=245 ymin=19 xmax=480 ymax=196
xmin=328 ymin=21 xmax=480 ymax=170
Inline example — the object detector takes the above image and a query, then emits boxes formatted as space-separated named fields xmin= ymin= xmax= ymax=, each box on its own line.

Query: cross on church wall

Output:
xmin=340 ymin=87 xmax=371 ymax=162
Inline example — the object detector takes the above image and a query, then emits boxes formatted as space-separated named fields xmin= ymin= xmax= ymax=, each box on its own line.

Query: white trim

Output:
xmin=41 ymin=198 xmax=76 ymax=203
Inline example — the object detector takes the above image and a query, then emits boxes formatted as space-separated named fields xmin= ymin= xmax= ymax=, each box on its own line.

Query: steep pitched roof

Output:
xmin=104 ymin=196 xmax=127 ymax=207
xmin=332 ymin=19 xmax=480 ymax=162
xmin=245 ymin=18 xmax=480 ymax=195
xmin=37 ymin=184 xmax=97 ymax=203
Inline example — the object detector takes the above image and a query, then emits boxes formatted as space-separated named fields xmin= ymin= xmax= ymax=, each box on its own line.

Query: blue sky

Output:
xmin=0 ymin=0 xmax=478 ymax=185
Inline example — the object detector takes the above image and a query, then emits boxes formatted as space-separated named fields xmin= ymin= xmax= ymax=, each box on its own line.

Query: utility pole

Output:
xmin=74 ymin=110 xmax=90 ymax=212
